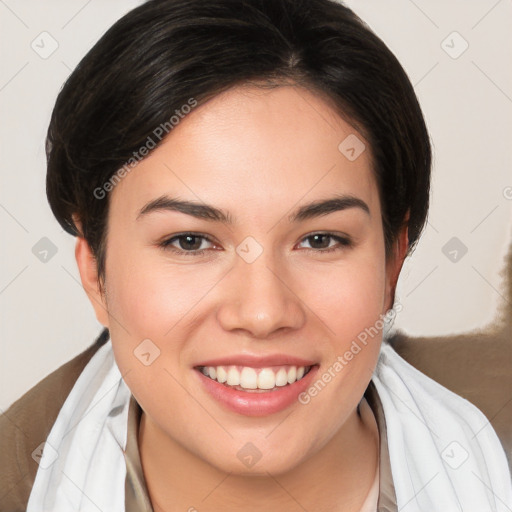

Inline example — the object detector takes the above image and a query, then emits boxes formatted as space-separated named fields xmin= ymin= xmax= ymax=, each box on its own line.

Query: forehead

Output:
xmin=109 ymin=84 xmax=379 ymax=223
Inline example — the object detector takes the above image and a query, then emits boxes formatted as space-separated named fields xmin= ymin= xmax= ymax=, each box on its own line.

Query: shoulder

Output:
xmin=388 ymin=329 xmax=512 ymax=472
xmin=0 ymin=329 xmax=109 ymax=511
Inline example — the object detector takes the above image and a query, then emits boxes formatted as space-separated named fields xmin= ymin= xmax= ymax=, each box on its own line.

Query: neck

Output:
xmin=139 ymin=404 xmax=378 ymax=512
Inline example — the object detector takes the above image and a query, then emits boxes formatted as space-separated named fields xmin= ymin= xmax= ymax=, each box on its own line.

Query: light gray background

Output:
xmin=1 ymin=0 xmax=511 ymax=410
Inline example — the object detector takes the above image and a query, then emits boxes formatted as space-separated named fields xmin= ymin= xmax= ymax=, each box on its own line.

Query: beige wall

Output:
xmin=1 ymin=0 xmax=511 ymax=409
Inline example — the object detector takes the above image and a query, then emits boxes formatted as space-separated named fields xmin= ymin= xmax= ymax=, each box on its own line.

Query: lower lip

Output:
xmin=194 ymin=366 xmax=319 ymax=417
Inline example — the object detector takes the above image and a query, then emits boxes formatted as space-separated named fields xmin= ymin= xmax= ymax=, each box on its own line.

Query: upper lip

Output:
xmin=194 ymin=354 xmax=318 ymax=368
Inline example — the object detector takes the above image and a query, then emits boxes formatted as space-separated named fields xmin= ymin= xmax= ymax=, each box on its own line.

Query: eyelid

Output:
xmin=158 ymin=232 xmax=218 ymax=251
xmin=158 ymin=231 xmax=354 ymax=256
xmin=298 ymin=232 xmax=353 ymax=248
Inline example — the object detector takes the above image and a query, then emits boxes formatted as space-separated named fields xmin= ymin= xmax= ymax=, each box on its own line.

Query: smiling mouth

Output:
xmin=196 ymin=364 xmax=316 ymax=393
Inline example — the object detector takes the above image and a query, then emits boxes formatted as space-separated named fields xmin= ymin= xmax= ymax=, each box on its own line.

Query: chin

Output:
xmin=195 ymin=434 xmax=314 ymax=477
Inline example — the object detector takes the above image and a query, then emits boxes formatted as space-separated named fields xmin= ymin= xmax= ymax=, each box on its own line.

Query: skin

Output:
xmin=75 ymin=84 xmax=408 ymax=511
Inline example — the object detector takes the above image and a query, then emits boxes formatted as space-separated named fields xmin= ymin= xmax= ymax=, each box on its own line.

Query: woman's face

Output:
xmin=82 ymin=84 xmax=405 ymax=475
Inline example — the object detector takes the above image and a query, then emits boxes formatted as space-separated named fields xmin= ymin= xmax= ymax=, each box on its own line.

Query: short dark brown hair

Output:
xmin=46 ymin=0 xmax=432 ymax=292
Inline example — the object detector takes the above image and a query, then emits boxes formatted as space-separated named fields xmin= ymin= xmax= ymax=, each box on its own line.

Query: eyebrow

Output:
xmin=136 ymin=193 xmax=370 ymax=224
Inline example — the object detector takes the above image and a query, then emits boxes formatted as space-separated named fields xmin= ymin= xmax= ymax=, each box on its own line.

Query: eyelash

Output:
xmin=158 ymin=232 xmax=353 ymax=256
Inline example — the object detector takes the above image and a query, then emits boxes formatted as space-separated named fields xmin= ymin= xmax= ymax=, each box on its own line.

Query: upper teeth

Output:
xmin=200 ymin=365 xmax=309 ymax=390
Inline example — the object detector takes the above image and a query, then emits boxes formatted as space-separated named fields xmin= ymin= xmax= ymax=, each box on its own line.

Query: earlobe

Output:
xmin=73 ymin=225 xmax=110 ymax=328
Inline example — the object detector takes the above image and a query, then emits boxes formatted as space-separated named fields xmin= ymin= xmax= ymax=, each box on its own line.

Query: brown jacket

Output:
xmin=1 ymin=327 xmax=511 ymax=511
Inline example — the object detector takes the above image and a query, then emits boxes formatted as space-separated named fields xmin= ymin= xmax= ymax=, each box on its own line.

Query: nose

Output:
xmin=216 ymin=249 xmax=306 ymax=339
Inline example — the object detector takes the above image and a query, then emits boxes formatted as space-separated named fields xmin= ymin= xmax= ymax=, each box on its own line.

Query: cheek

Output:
xmin=103 ymin=248 xmax=206 ymax=419
xmin=297 ymin=249 xmax=387 ymax=408
xmin=301 ymin=256 xmax=386 ymax=341
xmin=105 ymin=244 xmax=213 ymax=338
xmin=293 ymin=256 xmax=386 ymax=426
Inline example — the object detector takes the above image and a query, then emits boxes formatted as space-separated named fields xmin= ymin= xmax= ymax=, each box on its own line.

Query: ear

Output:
xmin=383 ymin=212 xmax=410 ymax=313
xmin=73 ymin=215 xmax=110 ymax=327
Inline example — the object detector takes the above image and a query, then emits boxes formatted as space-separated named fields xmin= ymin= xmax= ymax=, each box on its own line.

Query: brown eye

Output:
xmin=175 ymin=234 xmax=203 ymax=251
xmin=298 ymin=233 xmax=353 ymax=253
xmin=307 ymin=234 xmax=332 ymax=249
xmin=159 ymin=233 xmax=215 ymax=255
